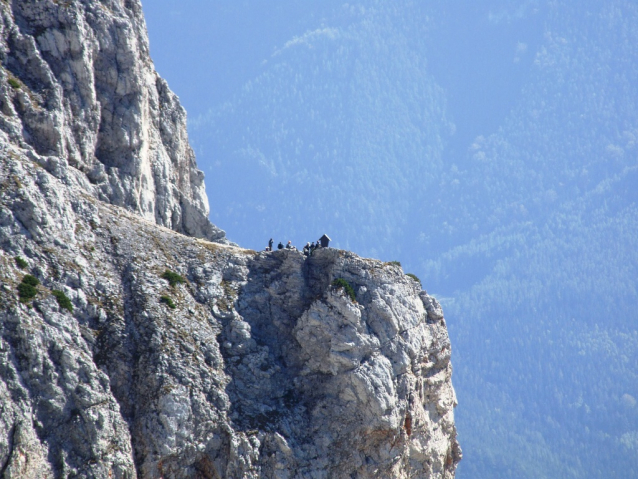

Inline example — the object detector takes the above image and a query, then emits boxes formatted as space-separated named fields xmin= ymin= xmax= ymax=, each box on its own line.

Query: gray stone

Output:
xmin=0 ymin=0 xmax=228 ymax=243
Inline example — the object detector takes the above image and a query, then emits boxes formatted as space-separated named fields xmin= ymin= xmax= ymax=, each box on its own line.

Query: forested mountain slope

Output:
xmin=191 ymin=1 xmax=450 ymax=258
xmin=144 ymin=0 xmax=638 ymax=477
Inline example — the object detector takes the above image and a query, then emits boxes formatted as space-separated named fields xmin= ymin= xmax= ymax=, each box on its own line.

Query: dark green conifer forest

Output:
xmin=144 ymin=1 xmax=638 ymax=477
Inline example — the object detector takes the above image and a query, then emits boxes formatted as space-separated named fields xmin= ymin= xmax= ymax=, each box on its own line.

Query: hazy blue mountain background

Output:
xmin=142 ymin=1 xmax=638 ymax=477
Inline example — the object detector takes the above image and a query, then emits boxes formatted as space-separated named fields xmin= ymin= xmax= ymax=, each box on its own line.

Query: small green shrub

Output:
xmin=18 ymin=283 xmax=37 ymax=303
xmin=386 ymin=261 xmax=402 ymax=267
xmin=22 ymin=275 xmax=39 ymax=287
xmin=406 ymin=273 xmax=421 ymax=286
xmin=160 ymin=295 xmax=176 ymax=309
xmin=17 ymin=274 xmax=39 ymax=303
xmin=161 ymin=270 xmax=185 ymax=287
xmin=14 ymin=256 xmax=28 ymax=269
xmin=332 ymin=278 xmax=356 ymax=302
xmin=52 ymin=290 xmax=73 ymax=312
xmin=8 ymin=77 xmax=21 ymax=90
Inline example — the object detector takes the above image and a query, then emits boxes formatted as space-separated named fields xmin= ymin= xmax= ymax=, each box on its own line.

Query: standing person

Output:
xmin=269 ymin=238 xmax=274 ymax=250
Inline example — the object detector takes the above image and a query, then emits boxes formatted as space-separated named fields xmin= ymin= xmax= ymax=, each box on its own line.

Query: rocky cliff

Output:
xmin=0 ymin=1 xmax=460 ymax=478
xmin=0 ymin=0 xmax=226 ymax=242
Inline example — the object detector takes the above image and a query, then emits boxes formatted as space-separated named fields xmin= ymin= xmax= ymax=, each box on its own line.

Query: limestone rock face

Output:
xmin=0 ymin=1 xmax=460 ymax=477
xmin=0 ymin=153 xmax=461 ymax=477
xmin=0 ymin=0 xmax=227 ymax=242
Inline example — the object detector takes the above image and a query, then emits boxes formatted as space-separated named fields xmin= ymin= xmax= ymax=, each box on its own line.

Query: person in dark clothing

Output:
xmin=303 ymin=242 xmax=310 ymax=256
xmin=277 ymin=242 xmax=284 ymax=250
xmin=286 ymin=240 xmax=293 ymax=249
xmin=315 ymin=239 xmax=322 ymax=249
xmin=269 ymin=238 xmax=274 ymax=250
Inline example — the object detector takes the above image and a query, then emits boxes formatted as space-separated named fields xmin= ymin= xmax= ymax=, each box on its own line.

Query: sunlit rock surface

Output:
xmin=0 ymin=0 xmax=226 ymax=242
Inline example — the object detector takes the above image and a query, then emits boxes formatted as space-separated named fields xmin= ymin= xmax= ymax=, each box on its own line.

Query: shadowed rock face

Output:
xmin=0 ymin=1 xmax=460 ymax=477
xmin=0 ymin=0 xmax=227 ymax=242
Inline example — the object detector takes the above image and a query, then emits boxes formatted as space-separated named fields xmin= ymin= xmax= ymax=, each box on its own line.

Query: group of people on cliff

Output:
xmin=265 ymin=236 xmax=330 ymax=256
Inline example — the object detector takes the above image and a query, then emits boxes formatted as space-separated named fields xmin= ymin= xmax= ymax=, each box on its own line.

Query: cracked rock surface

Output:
xmin=0 ymin=0 xmax=227 ymax=242
xmin=0 ymin=153 xmax=461 ymax=478
xmin=0 ymin=0 xmax=460 ymax=477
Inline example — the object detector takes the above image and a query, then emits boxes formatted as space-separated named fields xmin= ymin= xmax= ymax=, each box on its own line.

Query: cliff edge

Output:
xmin=0 ymin=1 xmax=460 ymax=478
xmin=0 ymin=0 xmax=227 ymax=242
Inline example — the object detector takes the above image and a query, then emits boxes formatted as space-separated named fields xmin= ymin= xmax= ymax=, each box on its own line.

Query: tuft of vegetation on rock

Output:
xmin=22 ymin=274 xmax=39 ymax=287
xmin=8 ymin=77 xmax=21 ymax=90
xmin=52 ymin=290 xmax=73 ymax=312
xmin=161 ymin=270 xmax=185 ymax=287
xmin=14 ymin=256 xmax=28 ymax=269
xmin=160 ymin=295 xmax=176 ymax=309
xmin=385 ymin=260 xmax=402 ymax=268
xmin=18 ymin=274 xmax=39 ymax=303
xmin=332 ymin=278 xmax=356 ymax=302
xmin=18 ymin=283 xmax=37 ymax=303
xmin=406 ymin=273 xmax=421 ymax=286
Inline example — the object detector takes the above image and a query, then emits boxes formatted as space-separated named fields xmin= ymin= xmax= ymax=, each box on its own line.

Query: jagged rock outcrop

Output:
xmin=0 ymin=0 xmax=226 ymax=242
xmin=0 ymin=153 xmax=460 ymax=477
xmin=0 ymin=1 xmax=460 ymax=478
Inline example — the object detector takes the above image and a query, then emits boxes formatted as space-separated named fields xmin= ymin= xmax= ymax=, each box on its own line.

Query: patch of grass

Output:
xmin=332 ymin=278 xmax=356 ymax=302
xmin=160 ymin=295 xmax=176 ymax=309
xmin=8 ymin=77 xmax=21 ymax=90
xmin=52 ymin=290 xmax=73 ymax=312
xmin=406 ymin=273 xmax=421 ymax=286
xmin=385 ymin=261 xmax=402 ymax=267
xmin=161 ymin=270 xmax=185 ymax=287
xmin=198 ymin=240 xmax=220 ymax=254
xmin=14 ymin=256 xmax=28 ymax=269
